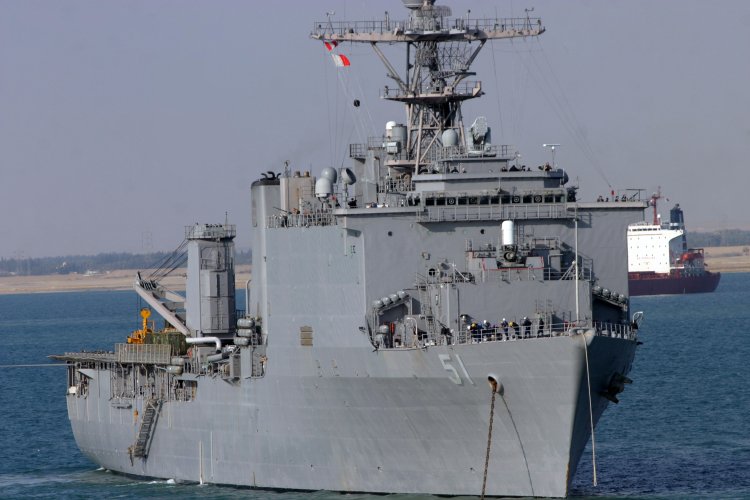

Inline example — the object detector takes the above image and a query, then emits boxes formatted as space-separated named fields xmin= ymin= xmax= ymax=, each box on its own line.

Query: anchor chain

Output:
xmin=481 ymin=379 xmax=498 ymax=499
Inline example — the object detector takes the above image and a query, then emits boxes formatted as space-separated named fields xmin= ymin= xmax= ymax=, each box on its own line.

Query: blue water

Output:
xmin=1 ymin=277 xmax=749 ymax=499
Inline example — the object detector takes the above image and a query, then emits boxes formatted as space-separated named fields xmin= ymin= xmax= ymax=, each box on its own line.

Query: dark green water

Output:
xmin=1 ymin=275 xmax=749 ymax=499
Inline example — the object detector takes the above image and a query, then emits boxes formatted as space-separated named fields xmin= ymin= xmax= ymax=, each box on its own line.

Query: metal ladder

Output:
xmin=130 ymin=398 xmax=162 ymax=460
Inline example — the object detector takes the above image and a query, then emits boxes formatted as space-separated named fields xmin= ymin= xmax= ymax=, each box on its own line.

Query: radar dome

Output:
xmin=315 ymin=178 xmax=332 ymax=199
xmin=321 ymin=167 xmax=338 ymax=183
xmin=442 ymin=129 xmax=458 ymax=147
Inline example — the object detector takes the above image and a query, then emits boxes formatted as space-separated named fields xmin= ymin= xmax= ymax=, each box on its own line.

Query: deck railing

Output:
xmin=382 ymin=320 xmax=636 ymax=349
xmin=266 ymin=212 xmax=337 ymax=229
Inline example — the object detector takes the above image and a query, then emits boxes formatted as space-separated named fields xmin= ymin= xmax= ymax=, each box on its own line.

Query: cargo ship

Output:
xmin=628 ymin=191 xmax=720 ymax=296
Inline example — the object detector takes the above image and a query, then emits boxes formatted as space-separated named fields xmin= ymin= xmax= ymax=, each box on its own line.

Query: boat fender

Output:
xmin=234 ymin=337 xmax=251 ymax=346
xmin=236 ymin=328 xmax=254 ymax=338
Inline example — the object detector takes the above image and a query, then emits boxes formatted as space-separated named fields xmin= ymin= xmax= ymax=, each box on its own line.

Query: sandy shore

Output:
xmin=0 ymin=266 xmax=251 ymax=295
xmin=702 ymin=246 xmax=750 ymax=273
xmin=0 ymin=247 xmax=747 ymax=296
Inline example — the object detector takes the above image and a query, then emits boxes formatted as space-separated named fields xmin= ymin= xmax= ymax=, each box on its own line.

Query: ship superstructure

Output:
xmin=628 ymin=190 xmax=720 ymax=295
xmin=54 ymin=1 xmax=647 ymax=497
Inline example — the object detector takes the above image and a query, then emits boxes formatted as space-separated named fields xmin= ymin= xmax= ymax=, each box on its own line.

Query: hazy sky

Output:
xmin=2 ymin=0 xmax=749 ymax=258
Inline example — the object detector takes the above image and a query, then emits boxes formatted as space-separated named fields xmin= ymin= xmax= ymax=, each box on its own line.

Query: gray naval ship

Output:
xmin=53 ymin=1 xmax=648 ymax=497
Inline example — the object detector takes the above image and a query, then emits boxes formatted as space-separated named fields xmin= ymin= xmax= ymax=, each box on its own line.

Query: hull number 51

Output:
xmin=438 ymin=354 xmax=474 ymax=385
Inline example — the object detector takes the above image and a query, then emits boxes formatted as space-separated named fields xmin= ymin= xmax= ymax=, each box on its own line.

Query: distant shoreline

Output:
xmin=0 ymin=266 xmax=251 ymax=296
xmin=0 ymin=248 xmax=746 ymax=296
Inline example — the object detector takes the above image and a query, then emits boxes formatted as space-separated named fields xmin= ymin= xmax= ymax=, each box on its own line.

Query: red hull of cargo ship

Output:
xmin=628 ymin=271 xmax=721 ymax=296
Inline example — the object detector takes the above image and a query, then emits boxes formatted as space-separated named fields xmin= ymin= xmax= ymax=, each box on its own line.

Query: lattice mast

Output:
xmin=311 ymin=0 xmax=544 ymax=173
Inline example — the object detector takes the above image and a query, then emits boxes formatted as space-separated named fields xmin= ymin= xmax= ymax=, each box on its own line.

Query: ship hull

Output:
xmin=65 ymin=334 xmax=636 ymax=498
xmin=628 ymin=271 xmax=720 ymax=296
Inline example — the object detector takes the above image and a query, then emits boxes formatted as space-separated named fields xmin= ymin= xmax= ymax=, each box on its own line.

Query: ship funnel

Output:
xmin=501 ymin=220 xmax=515 ymax=246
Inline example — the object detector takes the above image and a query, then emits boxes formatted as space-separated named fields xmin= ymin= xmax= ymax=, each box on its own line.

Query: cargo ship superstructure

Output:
xmin=53 ymin=1 xmax=647 ymax=497
xmin=628 ymin=190 xmax=720 ymax=296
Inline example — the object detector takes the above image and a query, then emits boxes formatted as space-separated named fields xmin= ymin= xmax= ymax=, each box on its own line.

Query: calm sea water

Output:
xmin=1 ymin=276 xmax=749 ymax=499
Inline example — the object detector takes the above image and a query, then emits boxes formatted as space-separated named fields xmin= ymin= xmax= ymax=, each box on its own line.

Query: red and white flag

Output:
xmin=331 ymin=53 xmax=351 ymax=67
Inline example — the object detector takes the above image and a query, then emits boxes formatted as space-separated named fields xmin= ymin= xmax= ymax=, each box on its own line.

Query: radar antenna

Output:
xmin=311 ymin=1 xmax=544 ymax=174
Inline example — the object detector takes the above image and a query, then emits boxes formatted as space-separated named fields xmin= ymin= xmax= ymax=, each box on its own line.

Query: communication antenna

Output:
xmin=542 ymin=143 xmax=560 ymax=167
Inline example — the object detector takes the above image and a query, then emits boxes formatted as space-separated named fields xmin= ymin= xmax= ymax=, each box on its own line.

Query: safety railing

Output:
xmin=266 ymin=212 xmax=337 ymax=229
xmin=382 ymin=320 xmax=636 ymax=349
xmin=312 ymin=16 xmax=542 ymax=38
xmin=381 ymin=81 xmax=481 ymax=99
xmin=185 ymin=223 xmax=236 ymax=240
xmin=379 ymin=177 xmax=415 ymax=193
xmin=115 ymin=343 xmax=172 ymax=365
xmin=484 ymin=263 xmax=593 ymax=283
xmin=417 ymin=203 xmax=571 ymax=222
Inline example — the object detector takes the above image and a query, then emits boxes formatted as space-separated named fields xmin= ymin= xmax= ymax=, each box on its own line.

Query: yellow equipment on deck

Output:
xmin=127 ymin=308 xmax=153 ymax=344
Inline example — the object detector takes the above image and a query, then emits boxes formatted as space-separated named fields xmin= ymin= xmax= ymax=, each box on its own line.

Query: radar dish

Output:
xmin=341 ymin=168 xmax=357 ymax=185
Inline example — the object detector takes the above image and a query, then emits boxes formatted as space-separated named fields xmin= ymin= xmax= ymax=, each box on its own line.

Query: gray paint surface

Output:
xmin=55 ymin=3 xmax=647 ymax=497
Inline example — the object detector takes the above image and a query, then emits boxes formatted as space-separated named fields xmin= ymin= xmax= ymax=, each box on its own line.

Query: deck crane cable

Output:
xmin=534 ymin=41 xmax=609 ymax=183
xmin=489 ymin=39 xmax=506 ymax=141
xmin=509 ymin=37 xmax=613 ymax=189
xmin=147 ymin=238 xmax=188 ymax=282
xmin=531 ymin=38 xmax=612 ymax=188
xmin=320 ymin=11 xmax=373 ymax=168
xmin=331 ymin=45 xmax=374 ymax=168
xmin=323 ymin=47 xmax=335 ymax=165
xmin=492 ymin=40 xmax=533 ymax=153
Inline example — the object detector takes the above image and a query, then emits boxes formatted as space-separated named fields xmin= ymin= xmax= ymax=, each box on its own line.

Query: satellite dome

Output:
xmin=321 ymin=167 xmax=338 ymax=183
xmin=315 ymin=178 xmax=332 ymax=199
xmin=442 ymin=129 xmax=458 ymax=147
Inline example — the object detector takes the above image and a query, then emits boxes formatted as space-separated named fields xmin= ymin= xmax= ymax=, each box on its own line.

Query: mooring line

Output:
xmin=581 ymin=333 xmax=598 ymax=486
